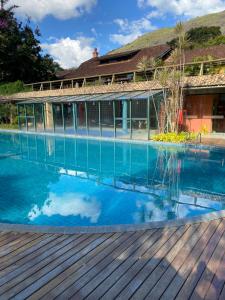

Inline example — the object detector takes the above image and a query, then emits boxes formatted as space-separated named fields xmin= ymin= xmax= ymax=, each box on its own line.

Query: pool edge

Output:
xmin=0 ymin=128 xmax=223 ymax=150
xmin=1 ymin=210 xmax=225 ymax=234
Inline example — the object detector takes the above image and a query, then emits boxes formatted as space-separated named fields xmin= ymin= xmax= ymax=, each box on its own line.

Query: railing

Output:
xmin=187 ymin=132 xmax=202 ymax=144
xmin=196 ymin=132 xmax=202 ymax=144
xmin=23 ymin=58 xmax=225 ymax=92
xmin=193 ymin=132 xmax=202 ymax=144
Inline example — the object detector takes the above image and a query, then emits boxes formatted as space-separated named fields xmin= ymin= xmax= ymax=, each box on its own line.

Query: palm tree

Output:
xmin=155 ymin=22 xmax=188 ymax=133
xmin=137 ymin=56 xmax=163 ymax=81
xmin=137 ymin=56 xmax=151 ymax=81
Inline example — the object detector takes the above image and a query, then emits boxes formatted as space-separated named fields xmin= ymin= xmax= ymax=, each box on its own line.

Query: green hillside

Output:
xmin=110 ymin=10 xmax=225 ymax=54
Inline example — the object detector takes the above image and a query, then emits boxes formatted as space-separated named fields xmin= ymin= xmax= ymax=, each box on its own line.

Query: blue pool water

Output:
xmin=0 ymin=132 xmax=225 ymax=227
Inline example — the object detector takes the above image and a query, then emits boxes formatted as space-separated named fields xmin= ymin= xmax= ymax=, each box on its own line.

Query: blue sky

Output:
xmin=10 ymin=0 xmax=225 ymax=69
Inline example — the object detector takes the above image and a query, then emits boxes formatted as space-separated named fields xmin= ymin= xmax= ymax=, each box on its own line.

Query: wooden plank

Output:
xmin=93 ymin=226 xmax=186 ymax=300
xmin=219 ymin=281 xmax=225 ymax=300
xmin=129 ymin=223 xmax=205 ymax=300
xmin=53 ymin=230 xmax=152 ymax=299
xmin=143 ymin=222 xmax=209 ymax=299
xmin=0 ymin=219 xmax=224 ymax=299
xmin=13 ymin=233 xmax=115 ymax=299
xmin=110 ymin=226 xmax=190 ymax=299
xmin=0 ymin=233 xmax=41 ymax=259
xmin=0 ymin=232 xmax=15 ymax=243
xmin=0 ymin=234 xmax=54 ymax=271
xmin=29 ymin=232 xmax=133 ymax=299
xmin=0 ymin=233 xmax=27 ymax=248
xmin=205 ymin=251 xmax=225 ymax=300
xmin=175 ymin=219 xmax=225 ymax=300
xmin=2 ymin=234 xmax=107 ymax=299
xmin=0 ymin=235 xmax=66 ymax=278
xmin=85 ymin=229 xmax=168 ymax=300
xmin=0 ymin=234 xmax=34 ymax=257
xmin=0 ymin=234 xmax=86 ymax=294
xmin=190 ymin=229 xmax=225 ymax=300
xmin=160 ymin=218 xmax=222 ymax=300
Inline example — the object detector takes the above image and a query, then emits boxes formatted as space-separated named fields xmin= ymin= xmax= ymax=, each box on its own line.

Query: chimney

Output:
xmin=92 ymin=48 xmax=99 ymax=58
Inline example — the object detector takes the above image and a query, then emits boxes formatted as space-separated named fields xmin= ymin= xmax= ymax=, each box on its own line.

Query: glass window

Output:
xmin=35 ymin=104 xmax=44 ymax=132
xmin=77 ymin=102 xmax=87 ymax=135
xmin=149 ymin=97 xmax=160 ymax=135
xmin=101 ymin=101 xmax=114 ymax=137
xmin=64 ymin=103 xmax=74 ymax=134
xmin=26 ymin=104 xmax=35 ymax=132
xmin=45 ymin=103 xmax=54 ymax=133
xmin=131 ymin=99 xmax=148 ymax=140
xmin=87 ymin=101 xmax=100 ymax=136
xmin=115 ymin=100 xmax=131 ymax=139
xmin=53 ymin=103 xmax=64 ymax=133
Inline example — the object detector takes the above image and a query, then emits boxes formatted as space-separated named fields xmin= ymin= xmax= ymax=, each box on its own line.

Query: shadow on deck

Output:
xmin=0 ymin=218 xmax=224 ymax=299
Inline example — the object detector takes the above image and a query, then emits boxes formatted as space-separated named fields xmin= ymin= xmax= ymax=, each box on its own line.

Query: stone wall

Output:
xmin=5 ymin=74 xmax=225 ymax=100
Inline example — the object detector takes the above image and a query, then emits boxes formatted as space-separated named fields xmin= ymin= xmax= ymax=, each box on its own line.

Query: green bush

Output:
xmin=0 ymin=124 xmax=18 ymax=130
xmin=0 ymin=81 xmax=31 ymax=96
xmin=152 ymin=132 xmax=197 ymax=143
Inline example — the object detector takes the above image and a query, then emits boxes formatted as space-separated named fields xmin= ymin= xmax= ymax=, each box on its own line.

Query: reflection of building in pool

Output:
xmin=0 ymin=140 xmax=60 ymax=224
xmin=17 ymin=134 xmax=225 ymax=222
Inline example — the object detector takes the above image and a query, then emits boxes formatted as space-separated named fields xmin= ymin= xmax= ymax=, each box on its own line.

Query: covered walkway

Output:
xmin=17 ymin=90 xmax=163 ymax=140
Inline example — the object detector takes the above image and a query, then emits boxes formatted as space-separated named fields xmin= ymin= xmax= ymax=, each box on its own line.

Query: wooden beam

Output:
xmin=82 ymin=78 xmax=86 ymax=87
xmin=199 ymin=63 xmax=204 ymax=76
xmin=111 ymin=74 xmax=115 ymax=85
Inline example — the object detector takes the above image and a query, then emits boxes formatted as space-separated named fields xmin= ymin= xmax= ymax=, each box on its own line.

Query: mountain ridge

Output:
xmin=109 ymin=10 xmax=225 ymax=54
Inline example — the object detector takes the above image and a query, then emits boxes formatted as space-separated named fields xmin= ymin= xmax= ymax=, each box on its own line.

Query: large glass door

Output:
xmin=115 ymin=100 xmax=131 ymax=139
xmin=77 ymin=102 xmax=87 ymax=135
xmin=101 ymin=101 xmax=114 ymax=137
xmin=18 ymin=105 xmax=26 ymax=131
xmin=87 ymin=101 xmax=100 ymax=136
xmin=64 ymin=103 xmax=74 ymax=134
xmin=131 ymin=99 xmax=148 ymax=140
xmin=53 ymin=103 xmax=64 ymax=133
xmin=26 ymin=104 xmax=35 ymax=132
xmin=35 ymin=103 xmax=45 ymax=132
xmin=212 ymin=95 xmax=225 ymax=133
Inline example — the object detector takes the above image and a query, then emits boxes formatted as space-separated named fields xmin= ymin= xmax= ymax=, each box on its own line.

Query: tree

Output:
xmin=157 ymin=22 xmax=187 ymax=133
xmin=0 ymin=2 xmax=62 ymax=83
xmin=167 ymin=26 xmax=223 ymax=49
xmin=187 ymin=26 xmax=221 ymax=45
xmin=137 ymin=56 xmax=163 ymax=81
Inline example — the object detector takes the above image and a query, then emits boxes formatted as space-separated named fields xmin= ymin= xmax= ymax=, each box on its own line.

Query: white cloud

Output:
xmin=138 ymin=0 xmax=225 ymax=18
xmin=110 ymin=32 xmax=142 ymax=45
xmin=28 ymin=192 xmax=101 ymax=223
xmin=42 ymin=37 xmax=94 ymax=69
xmin=110 ymin=17 xmax=156 ymax=45
xmin=9 ymin=0 xmax=97 ymax=21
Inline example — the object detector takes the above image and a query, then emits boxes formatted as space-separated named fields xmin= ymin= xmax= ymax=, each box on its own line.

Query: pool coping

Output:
xmin=0 ymin=210 xmax=225 ymax=234
xmin=0 ymin=128 xmax=221 ymax=150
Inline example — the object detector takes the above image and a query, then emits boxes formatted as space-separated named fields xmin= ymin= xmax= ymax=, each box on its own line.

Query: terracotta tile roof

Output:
xmin=166 ymin=44 xmax=225 ymax=64
xmin=57 ymin=44 xmax=171 ymax=80
xmin=11 ymin=74 xmax=225 ymax=100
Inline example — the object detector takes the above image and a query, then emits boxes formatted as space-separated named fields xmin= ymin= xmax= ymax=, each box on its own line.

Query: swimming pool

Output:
xmin=0 ymin=132 xmax=225 ymax=228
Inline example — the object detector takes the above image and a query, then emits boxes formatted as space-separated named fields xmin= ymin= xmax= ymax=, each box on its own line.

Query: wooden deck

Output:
xmin=0 ymin=218 xmax=225 ymax=299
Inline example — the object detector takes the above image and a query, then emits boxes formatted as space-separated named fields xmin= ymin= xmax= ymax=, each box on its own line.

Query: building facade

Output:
xmin=6 ymin=44 xmax=225 ymax=138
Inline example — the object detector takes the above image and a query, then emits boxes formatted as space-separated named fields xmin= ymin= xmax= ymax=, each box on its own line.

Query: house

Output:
xmin=56 ymin=45 xmax=171 ymax=85
xmin=7 ymin=44 xmax=225 ymax=139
